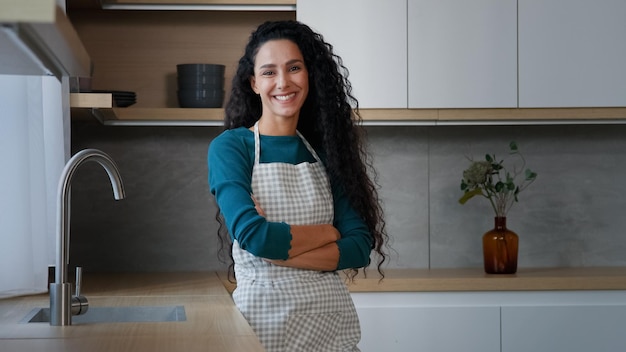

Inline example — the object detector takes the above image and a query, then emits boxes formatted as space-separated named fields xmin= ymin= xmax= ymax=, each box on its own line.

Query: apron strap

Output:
xmin=253 ymin=121 xmax=261 ymax=166
xmin=296 ymin=130 xmax=323 ymax=164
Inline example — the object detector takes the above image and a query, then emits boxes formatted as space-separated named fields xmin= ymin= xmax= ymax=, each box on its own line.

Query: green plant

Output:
xmin=459 ymin=141 xmax=537 ymax=217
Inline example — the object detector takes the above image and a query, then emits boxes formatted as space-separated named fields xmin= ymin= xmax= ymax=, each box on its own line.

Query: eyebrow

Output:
xmin=258 ymin=59 xmax=304 ymax=69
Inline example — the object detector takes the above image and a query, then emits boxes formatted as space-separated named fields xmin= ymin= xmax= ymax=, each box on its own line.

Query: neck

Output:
xmin=256 ymin=116 xmax=298 ymax=136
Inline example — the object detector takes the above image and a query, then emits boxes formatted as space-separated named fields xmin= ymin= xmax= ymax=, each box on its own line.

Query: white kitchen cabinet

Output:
xmin=408 ymin=0 xmax=517 ymax=108
xmin=297 ymin=0 xmax=407 ymax=109
xmin=0 ymin=4 xmax=90 ymax=78
xmin=519 ymin=0 xmax=626 ymax=107
xmin=298 ymin=0 xmax=517 ymax=110
xmin=502 ymin=305 xmax=626 ymax=352
xmin=352 ymin=293 xmax=500 ymax=352
xmin=356 ymin=306 xmax=500 ymax=352
xmin=352 ymin=290 xmax=626 ymax=352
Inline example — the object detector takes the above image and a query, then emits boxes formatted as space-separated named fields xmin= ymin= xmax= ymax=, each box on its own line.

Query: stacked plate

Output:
xmin=177 ymin=64 xmax=225 ymax=108
xmin=91 ymin=90 xmax=136 ymax=107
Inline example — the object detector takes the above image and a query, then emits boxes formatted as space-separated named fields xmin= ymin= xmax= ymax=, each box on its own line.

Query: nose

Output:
xmin=277 ymin=71 xmax=289 ymax=90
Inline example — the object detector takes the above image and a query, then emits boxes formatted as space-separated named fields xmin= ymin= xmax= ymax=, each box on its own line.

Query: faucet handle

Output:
xmin=75 ymin=266 xmax=83 ymax=297
xmin=71 ymin=266 xmax=89 ymax=316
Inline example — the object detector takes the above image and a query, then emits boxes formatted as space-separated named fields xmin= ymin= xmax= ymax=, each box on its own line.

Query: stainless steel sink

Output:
xmin=21 ymin=305 xmax=186 ymax=324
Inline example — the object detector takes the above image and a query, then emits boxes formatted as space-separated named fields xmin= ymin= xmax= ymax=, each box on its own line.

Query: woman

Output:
xmin=208 ymin=20 xmax=388 ymax=352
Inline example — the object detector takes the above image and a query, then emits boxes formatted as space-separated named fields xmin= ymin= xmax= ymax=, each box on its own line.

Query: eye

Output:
xmin=289 ymin=65 xmax=302 ymax=72
xmin=261 ymin=70 xmax=274 ymax=76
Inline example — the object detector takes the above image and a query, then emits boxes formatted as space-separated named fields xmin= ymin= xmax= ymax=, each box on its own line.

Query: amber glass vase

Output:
xmin=482 ymin=217 xmax=519 ymax=274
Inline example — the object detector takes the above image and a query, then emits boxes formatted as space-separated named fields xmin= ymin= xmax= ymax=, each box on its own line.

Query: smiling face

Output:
xmin=250 ymin=39 xmax=309 ymax=130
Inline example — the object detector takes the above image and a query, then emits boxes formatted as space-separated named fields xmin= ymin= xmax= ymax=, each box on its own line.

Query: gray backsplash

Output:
xmin=69 ymin=121 xmax=626 ymax=272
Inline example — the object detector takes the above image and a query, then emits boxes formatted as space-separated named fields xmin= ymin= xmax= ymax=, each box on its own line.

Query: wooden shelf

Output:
xmin=70 ymin=93 xmax=224 ymax=124
xmin=99 ymin=107 xmax=225 ymax=121
xmin=70 ymin=93 xmax=113 ymax=108
xmin=100 ymin=0 xmax=296 ymax=11
xmin=435 ymin=107 xmax=626 ymax=121
xmin=70 ymin=93 xmax=626 ymax=126
xmin=103 ymin=0 xmax=295 ymax=5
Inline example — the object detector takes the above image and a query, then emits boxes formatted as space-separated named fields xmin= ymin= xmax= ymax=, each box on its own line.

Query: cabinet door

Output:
xmin=502 ymin=305 xmax=626 ymax=352
xmin=519 ymin=0 xmax=626 ymax=107
xmin=408 ymin=0 xmax=517 ymax=108
xmin=356 ymin=306 xmax=501 ymax=352
xmin=297 ymin=0 xmax=407 ymax=108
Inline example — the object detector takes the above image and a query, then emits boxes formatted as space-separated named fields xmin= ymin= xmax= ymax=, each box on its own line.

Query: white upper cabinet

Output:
xmin=519 ymin=0 xmax=626 ymax=108
xmin=299 ymin=0 xmax=626 ymax=111
xmin=297 ymin=0 xmax=408 ymax=108
xmin=408 ymin=0 xmax=517 ymax=108
xmin=0 ymin=4 xmax=90 ymax=78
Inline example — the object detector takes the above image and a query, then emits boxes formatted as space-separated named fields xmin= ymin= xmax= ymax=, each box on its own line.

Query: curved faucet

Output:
xmin=50 ymin=149 xmax=125 ymax=326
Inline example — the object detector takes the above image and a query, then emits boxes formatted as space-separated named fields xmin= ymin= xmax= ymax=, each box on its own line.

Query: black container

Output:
xmin=176 ymin=64 xmax=225 ymax=108
xmin=177 ymin=89 xmax=224 ymax=108
xmin=177 ymin=75 xmax=224 ymax=90
xmin=176 ymin=64 xmax=225 ymax=76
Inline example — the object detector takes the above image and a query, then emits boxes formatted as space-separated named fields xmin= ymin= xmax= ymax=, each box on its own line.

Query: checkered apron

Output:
xmin=231 ymin=121 xmax=361 ymax=352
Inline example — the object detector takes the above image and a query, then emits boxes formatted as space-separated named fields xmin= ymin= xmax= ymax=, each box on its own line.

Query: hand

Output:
xmin=251 ymin=194 xmax=266 ymax=217
xmin=264 ymin=243 xmax=339 ymax=271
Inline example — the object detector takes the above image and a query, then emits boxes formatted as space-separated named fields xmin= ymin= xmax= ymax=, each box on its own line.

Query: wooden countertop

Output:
xmin=0 ymin=272 xmax=264 ymax=352
xmin=343 ymin=267 xmax=626 ymax=292
xmin=219 ymin=267 xmax=626 ymax=293
xmin=3 ymin=268 xmax=626 ymax=351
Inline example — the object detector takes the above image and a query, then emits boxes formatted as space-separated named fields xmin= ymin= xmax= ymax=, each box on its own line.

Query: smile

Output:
xmin=274 ymin=93 xmax=296 ymax=101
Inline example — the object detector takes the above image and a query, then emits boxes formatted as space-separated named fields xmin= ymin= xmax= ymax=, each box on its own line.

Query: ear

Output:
xmin=250 ymin=76 xmax=259 ymax=95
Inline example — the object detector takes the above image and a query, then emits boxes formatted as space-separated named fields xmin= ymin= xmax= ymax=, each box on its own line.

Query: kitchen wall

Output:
xmin=69 ymin=120 xmax=626 ymax=272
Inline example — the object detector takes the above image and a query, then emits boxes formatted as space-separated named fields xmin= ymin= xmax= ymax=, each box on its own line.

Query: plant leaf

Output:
xmin=509 ymin=141 xmax=518 ymax=152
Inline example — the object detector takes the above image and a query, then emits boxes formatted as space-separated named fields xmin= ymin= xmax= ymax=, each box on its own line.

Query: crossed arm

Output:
xmin=252 ymin=195 xmax=341 ymax=271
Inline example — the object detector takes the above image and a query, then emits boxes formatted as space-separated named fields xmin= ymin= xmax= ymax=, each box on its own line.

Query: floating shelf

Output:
xmin=100 ymin=0 xmax=296 ymax=11
xmin=70 ymin=93 xmax=626 ymax=126
xmin=70 ymin=93 xmax=225 ymax=125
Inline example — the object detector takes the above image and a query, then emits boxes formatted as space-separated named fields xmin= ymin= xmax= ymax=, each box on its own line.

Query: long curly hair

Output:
xmin=217 ymin=20 xmax=389 ymax=280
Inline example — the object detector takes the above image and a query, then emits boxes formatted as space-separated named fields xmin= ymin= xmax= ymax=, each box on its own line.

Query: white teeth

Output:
xmin=275 ymin=93 xmax=295 ymax=101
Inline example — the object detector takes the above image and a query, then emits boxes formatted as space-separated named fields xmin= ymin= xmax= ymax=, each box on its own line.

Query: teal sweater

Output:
xmin=208 ymin=127 xmax=372 ymax=270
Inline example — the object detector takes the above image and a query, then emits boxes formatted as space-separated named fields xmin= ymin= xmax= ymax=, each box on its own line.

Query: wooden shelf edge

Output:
xmin=70 ymin=106 xmax=626 ymax=125
xmin=437 ymin=107 xmax=626 ymax=120
xmin=358 ymin=109 xmax=437 ymax=121
xmin=359 ymin=107 xmax=626 ymax=121
xmin=100 ymin=0 xmax=297 ymax=10
xmin=109 ymin=107 xmax=225 ymax=121
xmin=70 ymin=93 xmax=113 ymax=108
xmin=103 ymin=0 xmax=296 ymax=5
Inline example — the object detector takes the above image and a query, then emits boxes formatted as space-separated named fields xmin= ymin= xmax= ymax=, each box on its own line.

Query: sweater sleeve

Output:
xmin=208 ymin=131 xmax=291 ymax=260
xmin=333 ymin=186 xmax=373 ymax=270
